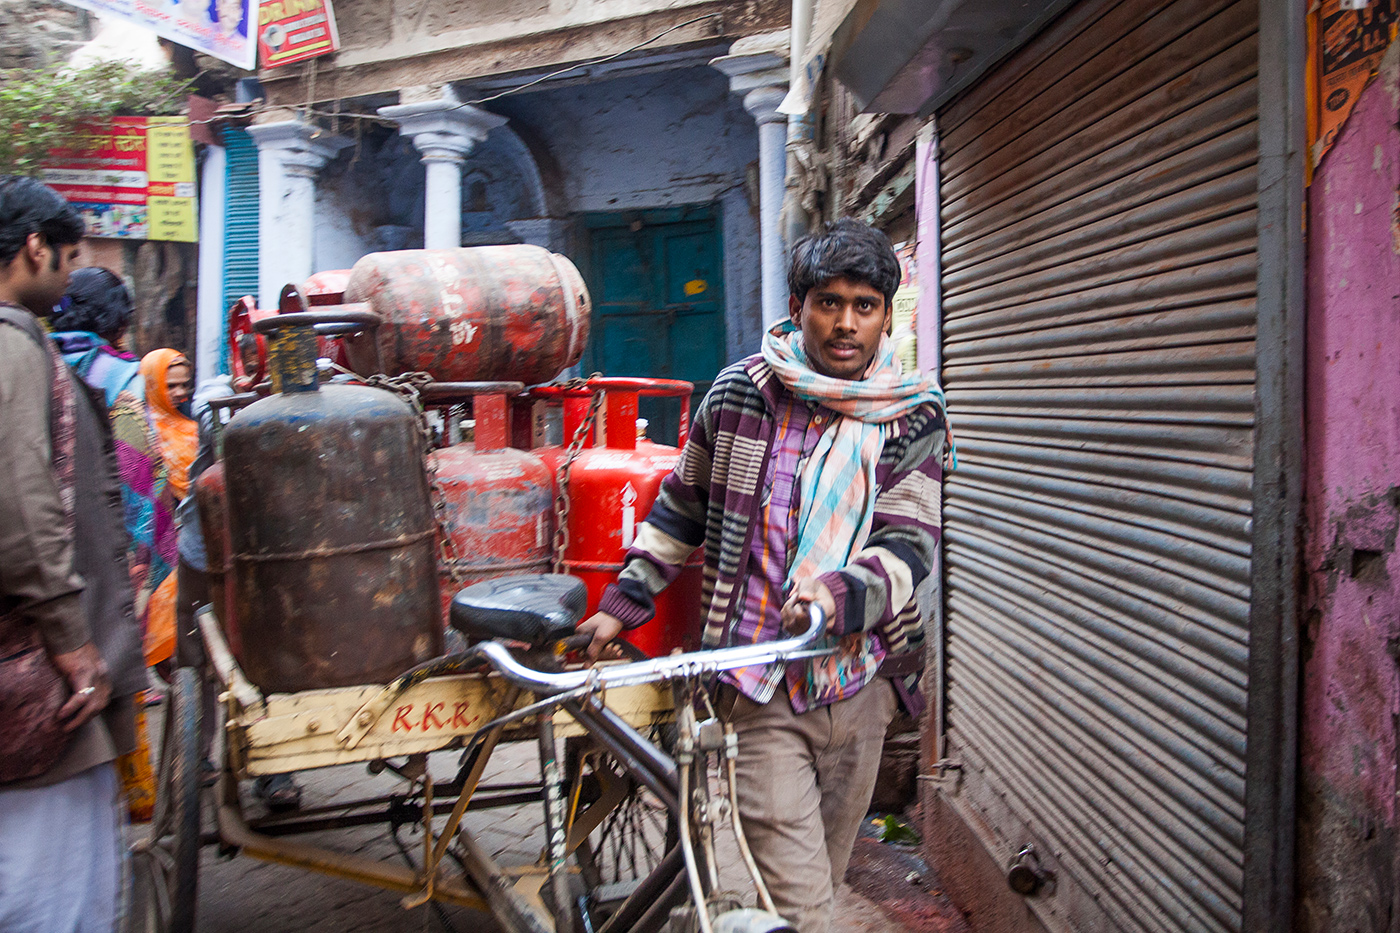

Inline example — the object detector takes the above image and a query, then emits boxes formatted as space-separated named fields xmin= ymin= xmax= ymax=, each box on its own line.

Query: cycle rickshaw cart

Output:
xmin=127 ymin=577 xmax=829 ymax=933
xmin=124 ymin=301 xmax=832 ymax=933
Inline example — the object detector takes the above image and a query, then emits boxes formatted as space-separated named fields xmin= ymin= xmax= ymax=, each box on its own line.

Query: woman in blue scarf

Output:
xmin=50 ymin=267 xmax=177 ymax=656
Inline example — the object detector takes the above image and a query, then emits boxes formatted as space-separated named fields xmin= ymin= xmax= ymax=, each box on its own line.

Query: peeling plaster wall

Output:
xmin=491 ymin=66 xmax=761 ymax=363
xmin=1295 ymin=41 xmax=1400 ymax=933
xmin=272 ymin=0 xmax=786 ymax=103
xmin=0 ymin=0 xmax=92 ymax=69
xmin=312 ymin=131 xmax=422 ymax=275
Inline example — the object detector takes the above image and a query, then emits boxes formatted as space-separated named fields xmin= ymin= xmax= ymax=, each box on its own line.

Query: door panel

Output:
xmin=582 ymin=208 xmax=725 ymax=447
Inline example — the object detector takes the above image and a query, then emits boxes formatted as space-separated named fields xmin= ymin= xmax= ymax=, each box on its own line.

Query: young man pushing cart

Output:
xmin=579 ymin=218 xmax=951 ymax=933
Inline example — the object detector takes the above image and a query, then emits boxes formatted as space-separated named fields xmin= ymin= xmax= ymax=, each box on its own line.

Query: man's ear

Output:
xmin=788 ymin=294 xmax=802 ymax=324
xmin=22 ymin=232 xmax=47 ymax=271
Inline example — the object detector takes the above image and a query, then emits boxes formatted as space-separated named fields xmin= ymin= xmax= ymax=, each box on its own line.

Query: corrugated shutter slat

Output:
xmin=221 ymin=126 xmax=259 ymax=372
xmin=936 ymin=0 xmax=1257 ymax=928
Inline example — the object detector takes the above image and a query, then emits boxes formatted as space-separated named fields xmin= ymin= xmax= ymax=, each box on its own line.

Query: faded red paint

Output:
xmin=430 ymin=391 xmax=555 ymax=622
xmin=340 ymin=246 xmax=590 ymax=385
xmin=1297 ymin=41 xmax=1400 ymax=929
xmin=301 ymin=269 xmax=352 ymax=304
xmin=226 ymin=270 xmax=355 ymax=386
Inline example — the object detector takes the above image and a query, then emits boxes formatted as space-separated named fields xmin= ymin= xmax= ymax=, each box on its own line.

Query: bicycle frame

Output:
xmin=190 ymin=602 xmax=830 ymax=933
xmin=477 ymin=606 xmax=831 ymax=933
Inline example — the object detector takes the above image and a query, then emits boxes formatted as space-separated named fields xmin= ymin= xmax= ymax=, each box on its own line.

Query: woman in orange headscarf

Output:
xmin=139 ymin=349 xmax=198 ymax=668
xmin=140 ymin=349 xmax=197 ymax=497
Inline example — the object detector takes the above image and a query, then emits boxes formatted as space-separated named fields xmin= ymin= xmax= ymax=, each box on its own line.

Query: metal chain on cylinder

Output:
xmin=333 ymin=365 xmax=470 ymax=587
xmin=551 ymin=377 xmax=605 ymax=575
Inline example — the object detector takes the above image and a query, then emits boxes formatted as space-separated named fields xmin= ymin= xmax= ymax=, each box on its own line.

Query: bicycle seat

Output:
xmin=449 ymin=573 xmax=586 ymax=647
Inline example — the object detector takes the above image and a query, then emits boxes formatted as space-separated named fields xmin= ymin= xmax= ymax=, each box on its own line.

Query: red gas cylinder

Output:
xmin=192 ymin=460 xmax=240 ymax=660
xmin=426 ymin=386 xmax=553 ymax=624
xmin=340 ymin=246 xmax=590 ymax=385
xmin=227 ymin=295 xmax=272 ymax=389
xmin=301 ymin=269 xmax=352 ymax=303
xmin=533 ymin=378 xmax=702 ymax=657
xmin=301 ymin=269 xmax=354 ymax=371
xmin=227 ymin=271 xmax=356 ymax=388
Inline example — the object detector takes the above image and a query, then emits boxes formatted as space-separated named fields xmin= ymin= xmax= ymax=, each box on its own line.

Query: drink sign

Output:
xmin=257 ymin=0 xmax=341 ymax=68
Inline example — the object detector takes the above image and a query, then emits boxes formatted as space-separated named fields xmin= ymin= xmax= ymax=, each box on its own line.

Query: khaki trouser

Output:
xmin=725 ymin=678 xmax=898 ymax=933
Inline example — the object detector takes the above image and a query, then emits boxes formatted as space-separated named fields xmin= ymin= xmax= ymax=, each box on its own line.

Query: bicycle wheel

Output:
xmin=565 ymin=726 xmax=685 ymax=933
xmin=124 ymin=667 xmax=203 ymax=933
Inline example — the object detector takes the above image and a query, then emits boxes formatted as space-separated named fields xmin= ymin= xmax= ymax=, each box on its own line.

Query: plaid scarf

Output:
xmin=760 ymin=321 xmax=948 ymax=584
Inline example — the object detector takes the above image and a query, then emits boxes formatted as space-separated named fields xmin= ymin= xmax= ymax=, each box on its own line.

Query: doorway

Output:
xmin=580 ymin=205 xmax=725 ymax=447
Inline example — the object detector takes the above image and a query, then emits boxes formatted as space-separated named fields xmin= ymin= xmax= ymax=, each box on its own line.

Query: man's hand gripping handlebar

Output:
xmin=577 ymin=579 xmax=835 ymax=661
xmin=481 ymin=601 xmax=833 ymax=695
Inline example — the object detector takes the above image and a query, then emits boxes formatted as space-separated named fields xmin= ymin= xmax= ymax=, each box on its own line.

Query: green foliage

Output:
xmin=873 ymin=814 xmax=920 ymax=845
xmin=0 ymin=60 xmax=191 ymax=176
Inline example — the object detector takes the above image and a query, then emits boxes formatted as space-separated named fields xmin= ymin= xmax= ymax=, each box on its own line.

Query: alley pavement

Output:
xmin=184 ymin=738 xmax=959 ymax=933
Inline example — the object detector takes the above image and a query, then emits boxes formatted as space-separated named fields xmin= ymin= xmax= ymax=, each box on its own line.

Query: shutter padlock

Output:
xmin=1007 ymin=844 xmax=1054 ymax=897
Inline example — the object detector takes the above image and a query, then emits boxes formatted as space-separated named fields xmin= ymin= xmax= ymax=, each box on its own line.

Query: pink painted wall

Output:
xmin=1295 ymin=41 xmax=1400 ymax=932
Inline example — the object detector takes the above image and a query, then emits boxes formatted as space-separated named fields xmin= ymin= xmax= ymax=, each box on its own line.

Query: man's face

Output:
xmin=31 ymin=236 xmax=80 ymax=315
xmin=788 ymin=276 xmax=891 ymax=380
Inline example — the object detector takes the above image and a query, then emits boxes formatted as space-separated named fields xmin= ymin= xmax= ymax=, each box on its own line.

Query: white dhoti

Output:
xmin=0 ymin=763 xmax=122 ymax=933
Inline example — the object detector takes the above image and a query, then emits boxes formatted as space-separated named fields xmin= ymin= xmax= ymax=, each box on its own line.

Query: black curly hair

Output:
xmin=787 ymin=218 xmax=901 ymax=307
xmin=0 ymin=176 xmax=84 ymax=268
xmin=51 ymin=267 xmax=134 ymax=339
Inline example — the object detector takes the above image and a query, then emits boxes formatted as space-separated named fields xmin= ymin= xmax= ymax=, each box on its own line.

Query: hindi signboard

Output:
xmin=57 ymin=0 xmax=255 ymax=71
xmin=256 ymin=0 xmax=341 ymax=68
xmin=43 ymin=118 xmax=198 ymax=242
xmin=1309 ymin=0 xmax=1399 ymax=173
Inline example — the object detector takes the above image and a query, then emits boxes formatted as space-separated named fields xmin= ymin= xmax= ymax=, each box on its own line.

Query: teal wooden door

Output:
xmin=582 ymin=207 xmax=725 ymax=446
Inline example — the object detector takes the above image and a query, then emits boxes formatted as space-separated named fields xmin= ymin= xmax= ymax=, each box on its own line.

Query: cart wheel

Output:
xmin=566 ymin=730 xmax=681 ymax=929
xmin=124 ymin=667 xmax=203 ymax=933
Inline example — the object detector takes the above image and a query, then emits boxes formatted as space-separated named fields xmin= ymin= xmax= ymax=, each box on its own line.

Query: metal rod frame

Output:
xmin=1243 ymin=0 xmax=1307 ymax=928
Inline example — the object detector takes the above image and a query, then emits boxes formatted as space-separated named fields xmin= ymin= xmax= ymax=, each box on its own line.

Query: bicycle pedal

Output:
xmin=591 ymin=878 xmax=643 ymax=906
xmin=667 ymin=894 xmax=745 ymax=933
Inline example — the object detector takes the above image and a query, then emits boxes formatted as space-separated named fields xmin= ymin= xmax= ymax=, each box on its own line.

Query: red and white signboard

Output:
xmin=43 ymin=117 xmax=198 ymax=242
xmin=257 ymin=0 xmax=341 ymax=68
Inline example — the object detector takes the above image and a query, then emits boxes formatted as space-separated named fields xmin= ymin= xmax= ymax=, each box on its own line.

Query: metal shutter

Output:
xmin=934 ymin=0 xmax=1257 ymax=929
xmin=221 ymin=126 xmax=259 ymax=373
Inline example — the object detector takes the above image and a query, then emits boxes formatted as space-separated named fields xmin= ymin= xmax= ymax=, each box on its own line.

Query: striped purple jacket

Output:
xmin=598 ymin=353 xmax=946 ymax=713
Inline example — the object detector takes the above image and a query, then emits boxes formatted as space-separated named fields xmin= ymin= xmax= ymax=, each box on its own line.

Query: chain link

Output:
xmin=328 ymin=363 xmax=606 ymax=583
xmin=339 ymin=367 xmax=471 ymax=587
xmin=551 ymin=377 xmax=605 ymax=575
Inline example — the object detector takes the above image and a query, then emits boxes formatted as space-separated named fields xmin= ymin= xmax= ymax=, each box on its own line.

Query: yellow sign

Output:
xmin=144 ymin=117 xmax=197 ymax=242
xmin=684 ymin=279 xmax=708 ymax=296
xmin=148 ymin=197 xmax=198 ymax=243
xmin=147 ymin=117 xmax=195 ymax=183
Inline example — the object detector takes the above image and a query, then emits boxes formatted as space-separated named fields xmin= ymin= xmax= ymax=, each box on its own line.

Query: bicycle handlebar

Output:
xmin=478 ymin=603 xmax=832 ymax=694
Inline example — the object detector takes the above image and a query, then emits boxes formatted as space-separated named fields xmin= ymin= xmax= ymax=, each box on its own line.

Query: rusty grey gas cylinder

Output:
xmin=223 ymin=376 xmax=441 ymax=693
xmin=340 ymin=246 xmax=590 ymax=385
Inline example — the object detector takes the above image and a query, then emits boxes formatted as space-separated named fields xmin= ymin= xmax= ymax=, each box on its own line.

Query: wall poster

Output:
xmin=43 ymin=117 xmax=198 ymax=242
xmin=57 ymin=0 xmax=254 ymax=70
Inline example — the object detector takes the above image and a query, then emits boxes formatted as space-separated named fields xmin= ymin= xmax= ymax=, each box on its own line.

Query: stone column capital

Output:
xmin=378 ymin=95 xmax=507 ymax=163
xmin=710 ymin=32 xmax=790 ymax=125
xmin=247 ymin=120 xmax=351 ymax=177
xmin=742 ymin=86 xmax=789 ymax=125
